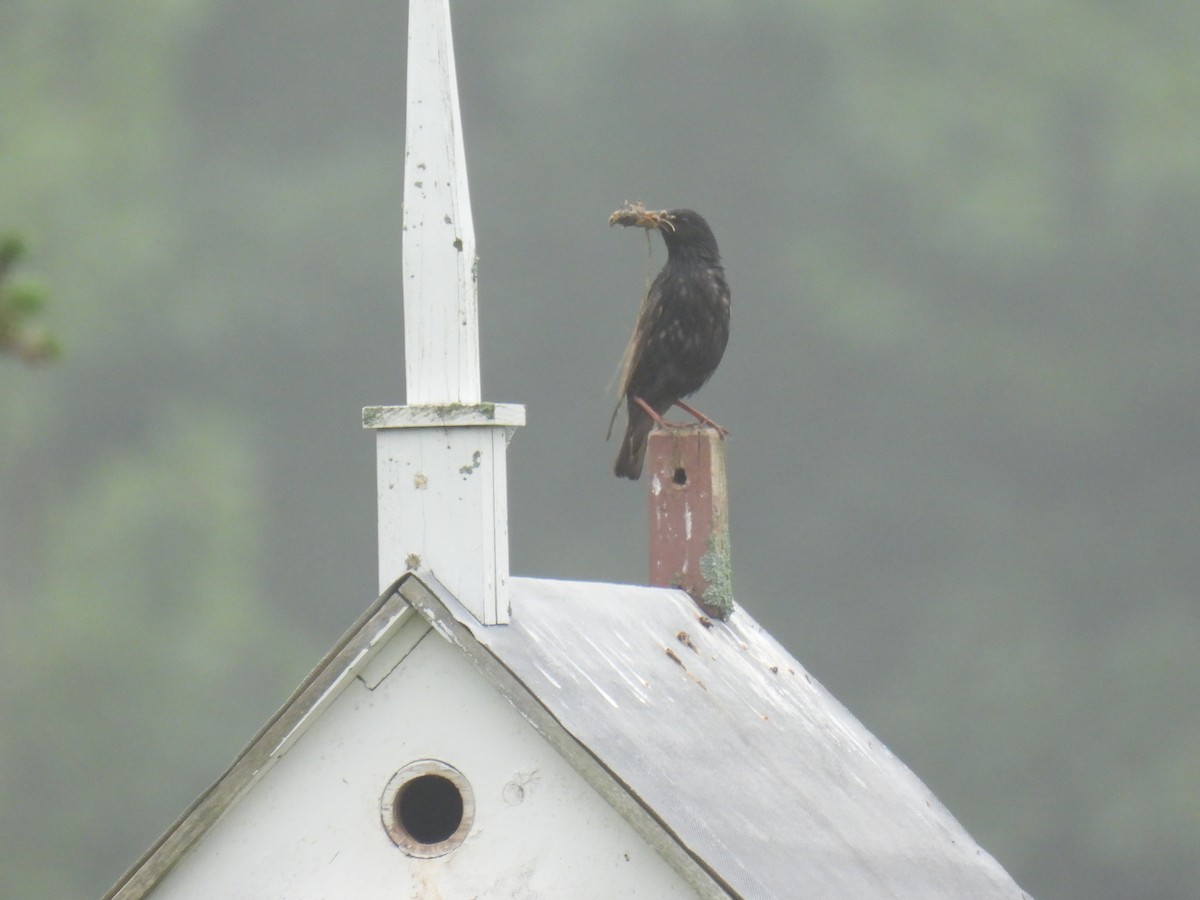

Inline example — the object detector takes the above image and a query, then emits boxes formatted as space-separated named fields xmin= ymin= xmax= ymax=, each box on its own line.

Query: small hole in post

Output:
xmin=673 ymin=467 xmax=688 ymax=486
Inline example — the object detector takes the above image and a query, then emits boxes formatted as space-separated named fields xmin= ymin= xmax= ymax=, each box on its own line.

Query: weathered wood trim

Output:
xmin=362 ymin=402 xmax=526 ymax=430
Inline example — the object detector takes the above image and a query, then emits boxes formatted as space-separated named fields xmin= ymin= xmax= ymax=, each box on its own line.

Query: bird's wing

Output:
xmin=607 ymin=276 xmax=665 ymax=439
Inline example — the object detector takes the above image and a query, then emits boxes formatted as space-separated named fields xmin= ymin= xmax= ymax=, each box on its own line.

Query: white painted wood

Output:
xmin=369 ymin=418 xmax=520 ymax=624
xmin=374 ymin=0 xmax=524 ymax=625
xmin=403 ymin=0 xmax=480 ymax=405
xmin=153 ymin=624 xmax=696 ymax=899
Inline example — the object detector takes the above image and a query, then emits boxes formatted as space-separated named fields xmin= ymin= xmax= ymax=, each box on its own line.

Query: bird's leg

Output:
xmin=672 ymin=399 xmax=729 ymax=436
xmin=634 ymin=395 xmax=691 ymax=430
xmin=633 ymin=395 xmax=728 ymax=435
xmin=633 ymin=395 xmax=674 ymax=428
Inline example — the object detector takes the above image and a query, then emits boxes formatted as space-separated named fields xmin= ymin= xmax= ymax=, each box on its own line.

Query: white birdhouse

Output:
xmin=104 ymin=2 xmax=1031 ymax=898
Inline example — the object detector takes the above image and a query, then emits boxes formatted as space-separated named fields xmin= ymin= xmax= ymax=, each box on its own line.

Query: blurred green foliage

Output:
xmin=1 ymin=2 xmax=1197 ymax=899
xmin=0 ymin=235 xmax=58 ymax=363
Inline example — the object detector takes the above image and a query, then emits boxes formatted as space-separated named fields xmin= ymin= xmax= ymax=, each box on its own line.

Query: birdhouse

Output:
xmin=105 ymin=2 xmax=1031 ymax=898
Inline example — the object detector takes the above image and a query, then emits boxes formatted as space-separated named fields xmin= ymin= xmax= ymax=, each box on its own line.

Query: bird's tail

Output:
xmin=614 ymin=402 xmax=654 ymax=479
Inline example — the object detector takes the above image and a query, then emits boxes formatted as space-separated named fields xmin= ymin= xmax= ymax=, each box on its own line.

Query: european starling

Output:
xmin=608 ymin=206 xmax=730 ymax=479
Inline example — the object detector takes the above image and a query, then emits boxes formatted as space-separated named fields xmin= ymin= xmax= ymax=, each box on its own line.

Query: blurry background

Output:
xmin=2 ymin=2 xmax=1198 ymax=898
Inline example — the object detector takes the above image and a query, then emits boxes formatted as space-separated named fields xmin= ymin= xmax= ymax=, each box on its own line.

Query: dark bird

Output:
xmin=608 ymin=205 xmax=730 ymax=479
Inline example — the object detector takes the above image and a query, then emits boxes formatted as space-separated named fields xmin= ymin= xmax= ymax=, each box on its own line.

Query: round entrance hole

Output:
xmin=398 ymin=774 xmax=462 ymax=843
xmin=381 ymin=760 xmax=474 ymax=857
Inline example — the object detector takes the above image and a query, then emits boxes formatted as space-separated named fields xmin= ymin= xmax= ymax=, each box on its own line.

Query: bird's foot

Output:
xmin=673 ymin=399 xmax=729 ymax=436
xmin=633 ymin=396 xmax=728 ymax=435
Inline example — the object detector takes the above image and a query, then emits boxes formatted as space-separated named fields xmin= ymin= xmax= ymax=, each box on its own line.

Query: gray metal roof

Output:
xmin=107 ymin=572 xmax=1030 ymax=899
xmin=402 ymin=573 xmax=1030 ymax=900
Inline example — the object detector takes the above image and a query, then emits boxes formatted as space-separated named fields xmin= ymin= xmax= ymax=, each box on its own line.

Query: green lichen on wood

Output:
xmin=459 ymin=450 xmax=482 ymax=475
xmin=432 ymin=402 xmax=496 ymax=419
xmin=361 ymin=402 xmax=499 ymax=428
xmin=699 ymin=527 xmax=734 ymax=619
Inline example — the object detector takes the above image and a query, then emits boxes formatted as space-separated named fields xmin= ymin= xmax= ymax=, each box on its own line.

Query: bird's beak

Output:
xmin=642 ymin=210 xmax=676 ymax=232
xmin=609 ymin=203 xmax=675 ymax=232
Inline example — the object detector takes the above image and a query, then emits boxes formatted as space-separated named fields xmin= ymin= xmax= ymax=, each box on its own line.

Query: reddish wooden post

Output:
xmin=646 ymin=426 xmax=733 ymax=620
